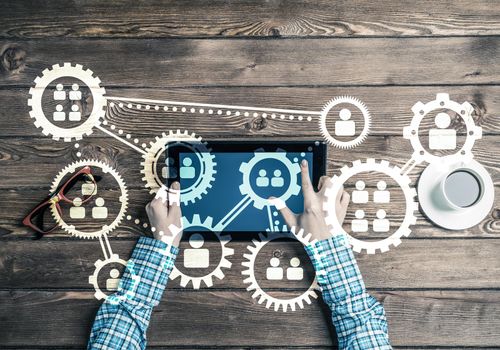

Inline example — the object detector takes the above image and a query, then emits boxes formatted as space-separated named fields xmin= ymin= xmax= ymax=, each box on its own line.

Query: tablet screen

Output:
xmin=163 ymin=141 xmax=326 ymax=233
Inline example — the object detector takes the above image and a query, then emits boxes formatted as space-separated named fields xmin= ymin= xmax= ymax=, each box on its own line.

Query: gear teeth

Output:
xmin=411 ymin=101 xmax=425 ymax=115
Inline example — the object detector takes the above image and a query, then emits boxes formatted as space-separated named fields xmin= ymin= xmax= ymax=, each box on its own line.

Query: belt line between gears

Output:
xmin=214 ymin=194 xmax=253 ymax=231
xmin=96 ymin=124 xmax=147 ymax=156
xmin=105 ymin=96 xmax=321 ymax=116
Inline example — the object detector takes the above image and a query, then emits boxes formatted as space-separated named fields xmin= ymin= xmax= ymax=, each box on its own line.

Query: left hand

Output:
xmin=145 ymin=182 xmax=183 ymax=247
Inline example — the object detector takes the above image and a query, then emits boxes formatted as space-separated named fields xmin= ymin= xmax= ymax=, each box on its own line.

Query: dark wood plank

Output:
xmin=1 ymin=86 xmax=499 ymax=137
xmin=1 ymin=238 xmax=500 ymax=290
xmin=0 ymin=290 xmax=499 ymax=347
xmin=1 ymin=37 xmax=499 ymax=86
xmin=0 ymin=1 xmax=499 ymax=38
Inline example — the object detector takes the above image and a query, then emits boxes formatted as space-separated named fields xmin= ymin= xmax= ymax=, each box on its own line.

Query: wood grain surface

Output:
xmin=0 ymin=1 xmax=499 ymax=349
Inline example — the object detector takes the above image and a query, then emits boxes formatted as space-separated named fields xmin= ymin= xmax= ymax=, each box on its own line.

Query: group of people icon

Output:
xmin=352 ymin=209 xmax=390 ymax=233
xmin=256 ymin=169 xmax=284 ymax=188
xmin=352 ymin=180 xmax=390 ymax=204
xmin=266 ymin=256 xmax=304 ymax=281
xmin=69 ymin=183 xmax=108 ymax=219
xmin=429 ymin=112 xmax=457 ymax=150
xmin=183 ymin=233 xmax=210 ymax=268
xmin=162 ymin=156 xmax=196 ymax=180
xmin=53 ymin=83 xmax=82 ymax=122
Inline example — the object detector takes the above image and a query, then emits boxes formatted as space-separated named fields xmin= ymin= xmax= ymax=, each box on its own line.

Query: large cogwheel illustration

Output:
xmin=28 ymin=63 xmax=106 ymax=142
xmin=141 ymin=130 xmax=216 ymax=205
xmin=50 ymin=159 xmax=128 ymax=239
xmin=239 ymin=149 xmax=301 ymax=209
xmin=242 ymin=230 xmax=318 ymax=312
xmin=169 ymin=214 xmax=234 ymax=289
xmin=319 ymin=96 xmax=371 ymax=149
xmin=323 ymin=159 xmax=418 ymax=254
xmin=403 ymin=93 xmax=481 ymax=164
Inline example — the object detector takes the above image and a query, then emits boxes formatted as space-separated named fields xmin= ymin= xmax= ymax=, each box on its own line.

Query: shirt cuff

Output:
xmin=305 ymin=235 xmax=366 ymax=302
xmin=118 ymin=236 xmax=179 ymax=307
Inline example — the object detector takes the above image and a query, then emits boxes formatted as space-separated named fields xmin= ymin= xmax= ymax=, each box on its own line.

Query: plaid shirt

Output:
xmin=305 ymin=234 xmax=392 ymax=349
xmin=88 ymin=237 xmax=178 ymax=350
xmin=88 ymin=235 xmax=390 ymax=349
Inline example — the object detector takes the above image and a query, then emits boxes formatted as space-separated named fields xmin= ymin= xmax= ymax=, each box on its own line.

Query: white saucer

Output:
xmin=418 ymin=159 xmax=494 ymax=230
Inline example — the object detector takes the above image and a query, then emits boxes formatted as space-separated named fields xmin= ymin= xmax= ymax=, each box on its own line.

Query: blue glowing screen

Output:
xmin=175 ymin=152 xmax=313 ymax=232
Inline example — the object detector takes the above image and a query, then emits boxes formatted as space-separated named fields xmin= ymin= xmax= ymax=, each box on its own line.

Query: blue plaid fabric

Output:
xmin=305 ymin=234 xmax=392 ymax=350
xmin=87 ymin=236 xmax=178 ymax=350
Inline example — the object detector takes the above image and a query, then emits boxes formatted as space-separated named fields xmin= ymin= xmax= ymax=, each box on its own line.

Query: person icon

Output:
xmin=184 ymin=233 xmax=210 ymax=268
xmin=266 ymin=257 xmax=283 ymax=280
xmin=256 ymin=169 xmax=269 ymax=187
xmin=351 ymin=209 xmax=368 ymax=232
xmin=53 ymin=104 xmax=66 ymax=121
xmin=180 ymin=157 xmax=195 ymax=179
xmin=271 ymin=169 xmax=284 ymax=188
xmin=69 ymin=83 xmax=82 ymax=100
xmin=373 ymin=180 xmax=390 ymax=203
xmin=286 ymin=257 xmax=304 ymax=281
xmin=92 ymin=197 xmax=108 ymax=219
xmin=352 ymin=180 xmax=369 ymax=203
xmin=70 ymin=197 xmax=86 ymax=219
xmin=53 ymin=83 xmax=66 ymax=100
xmin=429 ymin=112 xmax=457 ymax=150
xmin=335 ymin=108 xmax=356 ymax=136
xmin=106 ymin=268 xmax=121 ymax=291
xmin=161 ymin=157 xmax=177 ymax=179
xmin=373 ymin=209 xmax=390 ymax=232
xmin=69 ymin=104 xmax=82 ymax=121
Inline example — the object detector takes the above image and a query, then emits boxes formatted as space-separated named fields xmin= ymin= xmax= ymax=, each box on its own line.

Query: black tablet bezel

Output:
xmin=167 ymin=140 xmax=327 ymax=235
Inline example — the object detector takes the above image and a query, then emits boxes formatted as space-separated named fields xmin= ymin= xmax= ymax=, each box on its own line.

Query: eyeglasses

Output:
xmin=22 ymin=166 xmax=98 ymax=239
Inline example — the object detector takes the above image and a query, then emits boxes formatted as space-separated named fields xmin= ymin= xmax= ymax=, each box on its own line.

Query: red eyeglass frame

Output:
xmin=22 ymin=166 xmax=97 ymax=238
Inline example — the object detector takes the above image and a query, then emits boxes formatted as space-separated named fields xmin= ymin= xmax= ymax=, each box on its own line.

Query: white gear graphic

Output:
xmin=50 ymin=159 xmax=128 ymax=239
xmin=28 ymin=63 xmax=106 ymax=142
xmin=319 ymin=96 xmax=371 ymax=149
xmin=88 ymin=254 xmax=140 ymax=301
xmin=141 ymin=130 xmax=217 ymax=205
xmin=403 ymin=93 xmax=482 ymax=164
xmin=169 ymin=214 xmax=234 ymax=289
xmin=323 ymin=159 xmax=418 ymax=254
xmin=239 ymin=149 xmax=301 ymax=209
xmin=242 ymin=230 xmax=318 ymax=312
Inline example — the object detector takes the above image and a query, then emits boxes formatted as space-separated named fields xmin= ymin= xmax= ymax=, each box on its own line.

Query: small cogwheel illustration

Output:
xmin=319 ymin=96 xmax=371 ymax=149
xmin=141 ymin=130 xmax=217 ymax=205
xmin=50 ymin=159 xmax=128 ymax=239
xmin=88 ymin=254 xmax=140 ymax=301
xmin=242 ymin=230 xmax=318 ymax=312
xmin=28 ymin=63 xmax=106 ymax=142
xmin=323 ymin=159 xmax=418 ymax=254
xmin=403 ymin=93 xmax=482 ymax=164
xmin=239 ymin=149 xmax=301 ymax=209
xmin=169 ymin=214 xmax=234 ymax=289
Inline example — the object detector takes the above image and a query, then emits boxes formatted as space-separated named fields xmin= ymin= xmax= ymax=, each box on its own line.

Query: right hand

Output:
xmin=271 ymin=159 xmax=350 ymax=242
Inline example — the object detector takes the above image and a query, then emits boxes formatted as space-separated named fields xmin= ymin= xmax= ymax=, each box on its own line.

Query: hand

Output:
xmin=145 ymin=182 xmax=183 ymax=247
xmin=271 ymin=160 xmax=350 ymax=242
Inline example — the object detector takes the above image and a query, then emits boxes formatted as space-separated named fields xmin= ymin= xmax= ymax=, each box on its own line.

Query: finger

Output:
xmin=318 ymin=176 xmax=331 ymax=192
xmin=340 ymin=190 xmax=350 ymax=207
xmin=269 ymin=197 xmax=297 ymax=228
xmin=168 ymin=182 xmax=182 ymax=216
xmin=300 ymin=160 xmax=314 ymax=206
xmin=336 ymin=185 xmax=345 ymax=203
xmin=155 ymin=185 xmax=169 ymax=205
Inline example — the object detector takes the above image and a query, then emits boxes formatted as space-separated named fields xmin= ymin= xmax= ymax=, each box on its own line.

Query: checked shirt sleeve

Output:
xmin=305 ymin=235 xmax=392 ymax=350
xmin=88 ymin=236 xmax=179 ymax=350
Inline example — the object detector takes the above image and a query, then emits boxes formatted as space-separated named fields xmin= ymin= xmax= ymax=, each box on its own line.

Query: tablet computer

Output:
xmin=162 ymin=140 xmax=327 ymax=233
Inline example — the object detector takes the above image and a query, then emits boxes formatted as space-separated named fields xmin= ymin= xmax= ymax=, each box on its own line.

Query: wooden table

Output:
xmin=0 ymin=1 xmax=499 ymax=348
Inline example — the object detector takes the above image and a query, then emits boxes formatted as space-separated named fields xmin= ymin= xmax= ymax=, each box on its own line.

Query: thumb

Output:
xmin=268 ymin=197 xmax=297 ymax=228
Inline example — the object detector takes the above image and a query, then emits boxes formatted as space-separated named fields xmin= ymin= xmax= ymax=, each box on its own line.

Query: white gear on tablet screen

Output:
xmin=28 ymin=63 xmax=492 ymax=310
